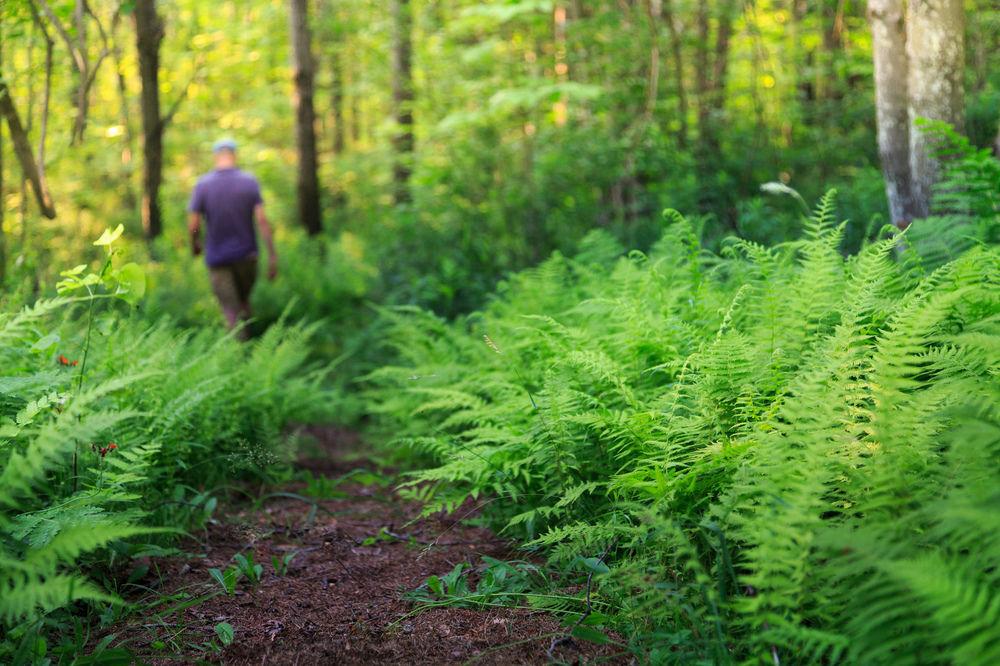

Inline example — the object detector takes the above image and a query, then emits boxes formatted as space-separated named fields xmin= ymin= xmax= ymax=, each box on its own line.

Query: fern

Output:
xmin=0 ymin=298 xmax=335 ymax=642
xmin=365 ymin=193 xmax=1000 ymax=663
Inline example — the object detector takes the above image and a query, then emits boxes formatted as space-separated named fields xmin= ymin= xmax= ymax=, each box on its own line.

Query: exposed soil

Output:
xmin=107 ymin=427 xmax=627 ymax=665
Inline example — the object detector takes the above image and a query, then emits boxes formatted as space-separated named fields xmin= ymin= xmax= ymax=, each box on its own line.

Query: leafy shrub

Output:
xmin=364 ymin=194 xmax=1000 ymax=663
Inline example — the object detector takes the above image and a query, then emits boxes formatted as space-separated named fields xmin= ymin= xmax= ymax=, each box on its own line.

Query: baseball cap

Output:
xmin=212 ymin=138 xmax=238 ymax=153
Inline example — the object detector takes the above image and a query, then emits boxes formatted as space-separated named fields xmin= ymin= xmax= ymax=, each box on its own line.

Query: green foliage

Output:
xmin=908 ymin=120 xmax=1000 ymax=269
xmin=365 ymin=195 xmax=1000 ymax=663
xmin=208 ymin=566 xmax=242 ymax=596
xmin=271 ymin=551 xmax=296 ymax=577
xmin=0 ymin=232 xmax=335 ymax=657
xmin=214 ymin=621 xmax=235 ymax=647
xmin=232 ymin=552 xmax=264 ymax=586
xmin=407 ymin=557 xmax=546 ymax=609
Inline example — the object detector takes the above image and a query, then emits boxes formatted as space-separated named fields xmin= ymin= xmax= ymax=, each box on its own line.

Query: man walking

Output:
xmin=188 ymin=139 xmax=278 ymax=337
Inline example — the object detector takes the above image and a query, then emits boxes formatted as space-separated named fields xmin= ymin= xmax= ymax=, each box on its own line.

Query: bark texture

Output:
xmin=906 ymin=0 xmax=965 ymax=217
xmin=0 ymin=35 xmax=5 ymax=285
xmin=289 ymin=0 xmax=323 ymax=234
xmin=331 ymin=49 xmax=346 ymax=156
xmin=134 ymin=0 xmax=164 ymax=239
xmin=662 ymin=0 xmax=688 ymax=147
xmin=0 ymin=83 xmax=57 ymax=219
xmin=391 ymin=0 xmax=415 ymax=205
xmin=695 ymin=0 xmax=737 ymax=158
xmin=35 ymin=0 xmax=109 ymax=144
xmin=868 ymin=0 xmax=917 ymax=227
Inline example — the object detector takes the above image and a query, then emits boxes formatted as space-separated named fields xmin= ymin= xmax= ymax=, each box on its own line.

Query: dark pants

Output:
xmin=209 ymin=256 xmax=257 ymax=335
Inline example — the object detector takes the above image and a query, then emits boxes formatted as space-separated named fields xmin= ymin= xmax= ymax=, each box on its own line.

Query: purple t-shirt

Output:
xmin=188 ymin=168 xmax=262 ymax=267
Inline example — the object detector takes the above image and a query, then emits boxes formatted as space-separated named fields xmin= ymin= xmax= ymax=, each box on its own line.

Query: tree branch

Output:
xmin=161 ymin=60 xmax=203 ymax=130
xmin=0 ymin=83 xmax=57 ymax=219
xmin=33 ymin=0 xmax=86 ymax=74
xmin=28 ymin=2 xmax=55 ymax=175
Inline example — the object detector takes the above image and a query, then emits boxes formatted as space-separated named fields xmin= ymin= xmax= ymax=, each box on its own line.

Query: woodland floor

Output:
xmin=104 ymin=427 xmax=626 ymax=665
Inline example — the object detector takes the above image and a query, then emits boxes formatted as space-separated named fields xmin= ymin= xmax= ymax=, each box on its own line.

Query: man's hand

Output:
xmin=188 ymin=212 xmax=203 ymax=257
xmin=267 ymin=255 xmax=278 ymax=281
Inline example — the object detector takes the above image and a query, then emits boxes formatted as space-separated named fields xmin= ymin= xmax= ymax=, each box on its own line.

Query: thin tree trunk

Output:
xmin=696 ymin=0 xmax=736 ymax=159
xmin=643 ymin=0 xmax=662 ymax=121
xmin=391 ymin=0 xmax=415 ymax=205
xmin=111 ymin=10 xmax=137 ymax=209
xmin=331 ymin=48 xmax=345 ymax=156
xmin=27 ymin=3 xmax=53 ymax=187
xmin=134 ymin=0 xmax=164 ymax=238
xmin=710 ymin=0 xmax=736 ymax=116
xmin=289 ymin=0 xmax=322 ymax=234
xmin=868 ymin=0 xmax=917 ymax=228
xmin=1 ymin=121 xmax=5 ymax=286
xmin=0 ymin=31 xmax=5 ymax=286
xmin=73 ymin=0 xmax=89 ymax=142
xmin=35 ymin=0 xmax=108 ymax=144
xmin=0 ymin=83 xmax=57 ymax=219
xmin=694 ymin=0 xmax=710 ymax=151
xmin=662 ymin=0 xmax=688 ymax=147
xmin=906 ymin=0 xmax=965 ymax=217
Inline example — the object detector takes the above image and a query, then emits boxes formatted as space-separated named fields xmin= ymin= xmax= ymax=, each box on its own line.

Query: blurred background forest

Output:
xmin=0 ymin=0 xmax=998 ymax=334
xmin=2 ymin=2 xmax=999 ymax=660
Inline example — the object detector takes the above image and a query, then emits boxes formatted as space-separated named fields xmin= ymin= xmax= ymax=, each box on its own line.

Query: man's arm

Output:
xmin=188 ymin=212 xmax=203 ymax=256
xmin=255 ymin=204 xmax=278 ymax=280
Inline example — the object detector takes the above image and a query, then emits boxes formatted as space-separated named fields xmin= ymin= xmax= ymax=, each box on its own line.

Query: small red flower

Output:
xmin=58 ymin=355 xmax=79 ymax=367
xmin=98 ymin=442 xmax=118 ymax=458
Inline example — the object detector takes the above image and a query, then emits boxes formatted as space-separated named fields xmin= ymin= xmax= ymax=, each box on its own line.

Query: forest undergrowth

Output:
xmin=0 ymin=230 xmax=331 ymax=662
xmin=364 ymin=170 xmax=1000 ymax=661
xmin=0 ymin=130 xmax=997 ymax=664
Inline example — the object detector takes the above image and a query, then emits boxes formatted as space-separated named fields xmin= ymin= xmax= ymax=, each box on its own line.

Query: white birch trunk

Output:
xmin=868 ymin=0 xmax=916 ymax=227
xmin=906 ymin=0 xmax=965 ymax=217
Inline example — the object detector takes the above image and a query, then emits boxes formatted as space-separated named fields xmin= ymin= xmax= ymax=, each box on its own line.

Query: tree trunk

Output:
xmin=906 ymin=0 xmax=965 ymax=217
xmin=35 ymin=0 xmax=107 ymax=145
xmin=0 ymin=33 xmax=5 ymax=286
xmin=709 ymin=0 xmax=736 ymax=122
xmin=72 ymin=0 xmax=89 ymax=143
xmin=695 ymin=0 xmax=736 ymax=158
xmin=0 ymin=83 xmax=57 ymax=219
xmin=868 ymin=0 xmax=917 ymax=228
xmin=662 ymin=0 xmax=688 ymax=147
xmin=694 ymin=0 xmax=710 ymax=151
xmin=289 ymin=0 xmax=323 ymax=234
xmin=391 ymin=0 xmax=415 ymax=205
xmin=331 ymin=48 xmax=346 ymax=156
xmin=111 ymin=13 xmax=137 ymax=211
xmin=643 ymin=0 xmax=662 ymax=121
xmin=134 ymin=0 xmax=164 ymax=239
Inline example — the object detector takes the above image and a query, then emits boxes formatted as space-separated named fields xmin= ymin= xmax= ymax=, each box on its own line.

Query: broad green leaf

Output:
xmin=571 ymin=625 xmax=612 ymax=645
xmin=114 ymin=263 xmax=147 ymax=304
xmin=215 ymin=622 xmax=235 ymax=646
xmin=579 ymin=557 xmax=610 ymax=575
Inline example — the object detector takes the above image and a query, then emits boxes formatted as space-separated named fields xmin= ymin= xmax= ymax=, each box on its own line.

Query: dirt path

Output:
xmin=110 ymin=428 xmax=624 ymax=665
